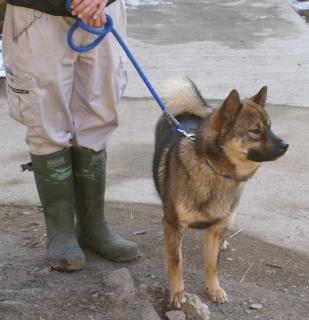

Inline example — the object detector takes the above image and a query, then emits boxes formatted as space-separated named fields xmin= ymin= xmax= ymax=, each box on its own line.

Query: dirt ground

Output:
xmin=0 ymin=202 xmax=308 ymax=320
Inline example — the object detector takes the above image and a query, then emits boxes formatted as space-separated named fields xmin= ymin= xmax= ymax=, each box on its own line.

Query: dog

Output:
xmin=152 ymin=78 xmax=288 ymax=307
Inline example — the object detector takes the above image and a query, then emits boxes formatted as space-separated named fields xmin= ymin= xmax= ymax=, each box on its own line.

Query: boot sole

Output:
xmin=48 ymin=257 xmax=86 ymax=271
xmin=78 ymin=238 xmax=142 ymax=262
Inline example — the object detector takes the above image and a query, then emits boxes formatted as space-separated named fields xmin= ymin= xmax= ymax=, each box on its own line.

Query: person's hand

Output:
xmin=71 ymin=0 xmax=108 ymax=28
xmin=83 ymin=12 xmax=106 ymax=28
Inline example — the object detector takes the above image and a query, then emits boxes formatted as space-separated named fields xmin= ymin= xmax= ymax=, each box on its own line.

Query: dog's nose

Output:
xmin=279 ymin=140 xmax=289 ymax=152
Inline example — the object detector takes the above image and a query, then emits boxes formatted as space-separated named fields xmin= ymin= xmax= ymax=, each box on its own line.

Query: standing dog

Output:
xmin=152 ymin=79 xmax=288 ymax=307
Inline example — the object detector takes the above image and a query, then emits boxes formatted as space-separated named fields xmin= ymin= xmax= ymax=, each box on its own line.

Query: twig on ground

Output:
xmin=39 ymin=233 xmax=47 ymax=242
xmin=240 ymin=261 xmax=254 ymax=283
xmin=228 ymin=225 xmax=247 ymax=240
xmin=265 ymin=262 xmax=286 ymax=269
xmin=22 ymin=224 xmax=44 ymax=232
xmin=133 ymin=230 xmax=147 ymax=235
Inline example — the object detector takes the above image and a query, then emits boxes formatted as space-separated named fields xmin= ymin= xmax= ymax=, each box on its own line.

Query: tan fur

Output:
xmin=163 ymin=220 xmax=185 ymax=308
xmin=204 ymin=225 xmax=227 ymax=303
xmin=177 ymin=203 xmax=210 ymax=229
xmin=223 ymin=138 xmax=260 ymax=179
xmin=157 ymin=147 xmax=170 ymax=195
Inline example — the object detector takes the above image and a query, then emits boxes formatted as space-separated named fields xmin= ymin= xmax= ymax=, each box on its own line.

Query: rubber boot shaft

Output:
xmin=71 ymin=147 xmax=140 ymax=262
xmin=31 ymin=149 xmax=85 ymax=270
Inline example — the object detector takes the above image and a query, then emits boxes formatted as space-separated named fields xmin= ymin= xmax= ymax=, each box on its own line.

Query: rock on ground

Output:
xmin=181 ymin=294 xmax=210 ymax=320
xmin=141 ymin=300 xmax=162 ymax=320
xmin=165 ymin=310 xmax=187 ymax=320
xmin=103 ymin=268 xmax=162 ymax=319
xmin=103 ymin=267 xmax=137 ymax=303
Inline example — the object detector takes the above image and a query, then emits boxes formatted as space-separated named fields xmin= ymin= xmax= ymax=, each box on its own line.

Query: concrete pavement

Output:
xmin=125 ymin=0 xmax=309 ymax=107
xmin=0 ymin=0 xmax=308 ymax=255
xmin=1 ymin=96 xmax=308 ymax=255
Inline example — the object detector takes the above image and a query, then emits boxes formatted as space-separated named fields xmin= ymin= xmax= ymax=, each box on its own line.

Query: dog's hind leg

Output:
xmin=163 ymin=219 xmax=186 ymax=309
xmin=203 ymin=225 xmax=228 ymax=304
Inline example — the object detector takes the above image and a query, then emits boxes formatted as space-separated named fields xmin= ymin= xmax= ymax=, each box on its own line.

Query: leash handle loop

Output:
xmin=67 ymin=14 xmax=113 ymax=53
xmin=65 ymin=0 xmax=195 ymax=141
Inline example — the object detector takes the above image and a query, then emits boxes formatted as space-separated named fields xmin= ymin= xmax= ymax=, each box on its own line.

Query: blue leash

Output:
xmin=65 ymin=0 xmax=195 ymax=141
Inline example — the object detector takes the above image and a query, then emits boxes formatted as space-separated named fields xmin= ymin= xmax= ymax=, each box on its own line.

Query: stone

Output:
xmin=165 ymin=310 xmax=186 ymax=320
xmin=104 ymin=268 xmax=135 ymax=293
xmin=91 ymin=292 xmax=100 ymax=300
xmin=103 ymin=268 xmax=137 ymax=302
xmin=181 ymin=294 xmax=210 ymax=320
xmin=249 ymin=303 xmax=263 ymax=310
xmin=141 ymin=301 xmax=161 ymax=320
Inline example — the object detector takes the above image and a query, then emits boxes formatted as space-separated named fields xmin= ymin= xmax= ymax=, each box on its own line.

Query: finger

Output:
xmin=75 ymin=0 xmax=100 ymax=19
xmin=80 ymin=16 xmax=89 ymax=26
xmin=78 ymin=5 xmax=97 ymax=21
xmin=92 ymin=18 xmax=101 ymax=28
xmin=100 ymin=14 xmax=107 ymax=27
xmin=91 ymin=14 xmax=104 ymax=29
xmin=71 ymin=0 xmax=86 ymax=15
xmin=92 ymin=1 xmax=107 ymax=19
xmin=99 ymin=13 xmax=106 ymax=27
xmin=71 ymin=0 xmax=83 ymax=9
xmin=72 ymin=0 xmax=94 ymax=17
xmin=94 ymin=17 xmax=101 ymax=29
xmin=88 ymin=19 xmax=96 ymax=28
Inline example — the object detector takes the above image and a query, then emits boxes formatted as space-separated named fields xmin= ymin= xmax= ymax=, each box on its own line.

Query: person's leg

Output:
xmin=70 ymin=0 xmax=128 ymax=152
xmin=3 ymin=5 xmax=85 ymax=269
xmin=70 ymin=0 xmax=140 ymax=261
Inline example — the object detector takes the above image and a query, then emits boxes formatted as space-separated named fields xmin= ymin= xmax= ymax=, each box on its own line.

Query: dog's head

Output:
xmin=196 ymin=87 xmax=288 ymax=177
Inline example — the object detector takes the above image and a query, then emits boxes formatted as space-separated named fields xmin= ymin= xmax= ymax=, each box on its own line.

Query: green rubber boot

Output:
xmin=31 ymin=149 xmax=86 ymax=271
xmin=71 ymin=147 xmax=141 ymax=262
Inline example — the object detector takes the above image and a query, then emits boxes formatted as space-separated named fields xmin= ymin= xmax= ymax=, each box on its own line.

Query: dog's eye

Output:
xmin=250 ymin=129 xmax=261 ymax=135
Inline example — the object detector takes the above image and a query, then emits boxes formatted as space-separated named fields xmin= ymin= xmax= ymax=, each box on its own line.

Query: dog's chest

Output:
xmin=200 ymin=184 xmax=241 ymax=216
xmin=177 ymin=182 xmax=243 ymax=229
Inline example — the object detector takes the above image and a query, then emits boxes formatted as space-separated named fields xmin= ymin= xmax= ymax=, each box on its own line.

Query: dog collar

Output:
xmin=205 ymin=160 xmax=233 ymax=180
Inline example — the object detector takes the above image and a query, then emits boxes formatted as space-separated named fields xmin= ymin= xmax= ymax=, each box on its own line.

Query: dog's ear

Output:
xmin=251 ymin=86 xmax=267 ymax=107
xmin=196 ymin=89 xmax=242 ymax=158
xmin=213 ymin=89 xmax=242 ymax=136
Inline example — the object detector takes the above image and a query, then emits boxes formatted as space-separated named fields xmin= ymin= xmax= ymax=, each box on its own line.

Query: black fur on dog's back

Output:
xmin=152 ymin=79 xmax=211 ymax=197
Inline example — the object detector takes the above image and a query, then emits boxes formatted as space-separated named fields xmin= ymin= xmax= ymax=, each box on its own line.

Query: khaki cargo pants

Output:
xmin=3 ymin=1 xmax=128 ymax=155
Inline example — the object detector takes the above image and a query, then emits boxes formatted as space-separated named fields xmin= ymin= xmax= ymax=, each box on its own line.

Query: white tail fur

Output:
xmin=163 ymin=78 xmax=209 ymax=118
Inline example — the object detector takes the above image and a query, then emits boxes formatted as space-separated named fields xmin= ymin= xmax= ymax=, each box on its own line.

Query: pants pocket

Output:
xmin=6 ymin=73 xmax=41 ymax=127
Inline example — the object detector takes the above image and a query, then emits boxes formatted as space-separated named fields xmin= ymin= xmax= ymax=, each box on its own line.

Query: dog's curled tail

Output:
xmin=163 ymin=78 xmax=210 ymax=118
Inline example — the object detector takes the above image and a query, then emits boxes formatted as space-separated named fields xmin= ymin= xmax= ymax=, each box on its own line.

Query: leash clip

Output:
xmin=177 ymin=129 xmax=196 ymax=141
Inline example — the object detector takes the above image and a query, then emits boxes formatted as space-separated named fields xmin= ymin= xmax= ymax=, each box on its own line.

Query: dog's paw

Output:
xmin=221 ymin=240 xmax=229 ymax=251
xmin=170 ymin=291 xmax=187 ymax=309
xmin=206 ymin=287 xmax=228 ymax=304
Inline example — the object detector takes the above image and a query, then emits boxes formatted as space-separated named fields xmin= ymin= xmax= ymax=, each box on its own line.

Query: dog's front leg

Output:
xmin=203 ymin=226 xmax=228 ymax=303
xmin=163 ymin=219 xmax=186 ymax=308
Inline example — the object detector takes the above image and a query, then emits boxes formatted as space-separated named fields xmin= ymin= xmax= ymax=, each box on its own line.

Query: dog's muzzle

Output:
xmin=247 ymin=131 xmax=289 ymax=162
